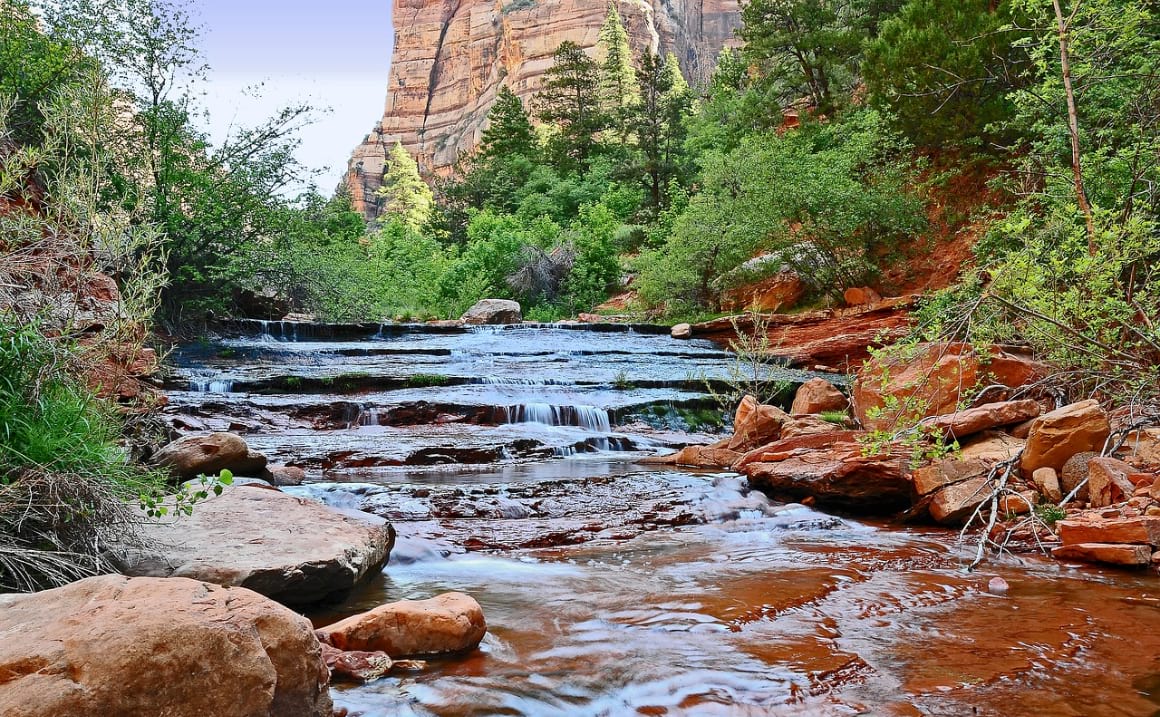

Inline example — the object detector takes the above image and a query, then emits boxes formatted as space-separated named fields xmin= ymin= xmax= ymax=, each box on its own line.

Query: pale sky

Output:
xmin=192 ymin=0 xmax=395 ymax=193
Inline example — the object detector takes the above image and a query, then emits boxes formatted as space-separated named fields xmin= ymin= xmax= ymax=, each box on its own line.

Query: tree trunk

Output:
xmin=1052 ymin=0 xmax=1097 ymax=255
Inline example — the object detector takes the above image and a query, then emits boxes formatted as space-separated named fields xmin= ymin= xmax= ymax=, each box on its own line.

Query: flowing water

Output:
xmin=169 ymin=322 xmax=1160 ymax=717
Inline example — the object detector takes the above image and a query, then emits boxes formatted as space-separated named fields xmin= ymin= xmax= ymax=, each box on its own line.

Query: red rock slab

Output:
xmin=913 ymin=457 xmax=990 ymax=496
xmin=741 ymin=443 xmax=911 ymax=512
xmin=1057 ymin=517 xmax=1160 ymax=546
xmin=920 ymin=400 xmax=1042 ymax=441
xmin=929 ymin=475 xmax=993 ymax=525
xmin=1087 ymin=457 xmax=1138 ymax=508
xmin=693 ymin=296 xmax=917 ymax=372
xmin=733 ymin=431 xmax=864 ymax=470
xmin=1051 ymin=543 xmax=1152 ymax=566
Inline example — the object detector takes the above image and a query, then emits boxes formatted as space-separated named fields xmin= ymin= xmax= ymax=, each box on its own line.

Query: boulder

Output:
xmin=1087 ymin=457 xmax=1137 ymax=508
xmin=920 ymin=400 xmax=1042 ymax=441
xmin=913 ymin=457 xmax=989 ymax=496
xmin=721 ymin=271 xmax=805 ymax=313
xmin=1051 ymin=543 xmax=1152 ymax=566
xmin=1032 ymin=467 xmax=1063 ymax=504
xmin=0 ymin=575 xmax=332 ymax=717
xmin=319 ymin=592 xmax=487 ymax=658
xmin=780 ymin=414 xmax=844 ymax=439
xmin=1057 ymin=516 xmax=1160 ymax=546
xmin=1121 ymin=428 xmax=1160 ymax=467
xmin=732 ymin=430 xmax=863 ymax=470
xmin=728 ymin=395 xmax=790 ymax=452
xmin=153 ymin=432 xmax=267 ymax=480
xmin=929 ymin=475 xmax=992 ymax=524
xmin=998 ymin=490 xmax=1037 ymax=516
xmin=119 ymin=485 xmax=393 ymax=607
xmin=670 ymin=443 xmax=741 ymax=469
xmin=1020 ymin=400 xmax=1110 ymax=475
xmin=262 ymin=464 xmax=307 ymax=486
xmin=741 ymin=443 xmax=911 ymax=512
xmin=790 ymin=378 xmax=848 ymax=415
xmin=958 ymin=432 xmax=1025 ymax=462
xmin=843 ymin=286 xmax=882 ymax=306
xmin=1060 ymin=451 xmax=1097 ymax=502
xmin=853 ymin=343 xmax=1043 ymax=432
xmin=460 ymin=299 xmax=521 ymax=325
xmin=670 ymin=322 xmax=693 ymax=340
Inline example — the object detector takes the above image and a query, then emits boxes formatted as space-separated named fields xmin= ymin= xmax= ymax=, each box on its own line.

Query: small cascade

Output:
xmin=480 ymin=376 xmax=568 ymax=386
xmin=188 ymin=377 xmax=235 ymax=393
xmin=356 ymin=405 xmax=382 ymax=427
xmin=501 ymin=404 xmax=612 ymax=431
xmin=256 ymin=320 xmax=300 ymax=342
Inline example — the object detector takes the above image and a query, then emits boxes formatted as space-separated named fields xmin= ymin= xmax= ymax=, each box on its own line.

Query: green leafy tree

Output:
xmin=377 ymin=142 xmax=434 ymax=230
xmin=536 ymin=41 xmax=608 ymax=171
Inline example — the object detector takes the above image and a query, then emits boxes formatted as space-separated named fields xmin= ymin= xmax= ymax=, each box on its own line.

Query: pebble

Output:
xmin=987 ymin=576 xmax=1010 ymax=595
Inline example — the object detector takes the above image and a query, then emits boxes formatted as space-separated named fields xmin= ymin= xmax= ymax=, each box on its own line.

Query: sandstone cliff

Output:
xmin=346 ymin=0 xmax=740 ymax=218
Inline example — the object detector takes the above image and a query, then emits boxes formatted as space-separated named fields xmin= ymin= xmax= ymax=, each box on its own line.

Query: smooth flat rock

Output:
xmin=1052 ymin=543 xmax=1152 ymax=566
xmin=742 ymin=443 xmax=911 ymax=512
xmin=119 ymin=485 xmax=393 ymax=607
xmin=0 ymin=575 xmax=332 ymax=717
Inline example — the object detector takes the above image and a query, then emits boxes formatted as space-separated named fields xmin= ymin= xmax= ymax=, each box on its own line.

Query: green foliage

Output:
xmin=536 ymin=41 xmax=608 ymax=171
xmin=864 ymin=0 xmax=1027 ymax=147
xmin=479 ymin=86 xmax=538 ymax=162
xmin=378 ymin=142 xmax=434 ymax=230
xmin=408 ymin=374 xmax=450 ymax=388
xmin=638 ymin=110 xmax=924 ymax=311
xmin=596 ymin=5 xmax=638 ymax=123
xmin=1035 ymin=503 xmax=1067 ymax=526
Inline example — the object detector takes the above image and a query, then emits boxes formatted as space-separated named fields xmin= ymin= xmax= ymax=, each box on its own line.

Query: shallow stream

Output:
xmin=170 ymin=322 xmax=1160 ymax=716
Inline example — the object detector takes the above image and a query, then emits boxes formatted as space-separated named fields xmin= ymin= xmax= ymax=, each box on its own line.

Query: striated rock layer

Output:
xmin=346 ymin=0 xmax=741 ymax=217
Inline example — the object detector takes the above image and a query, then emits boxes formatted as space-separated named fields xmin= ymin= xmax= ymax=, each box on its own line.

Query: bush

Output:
xmin=0 ymin=317 xmax=170 ymax=591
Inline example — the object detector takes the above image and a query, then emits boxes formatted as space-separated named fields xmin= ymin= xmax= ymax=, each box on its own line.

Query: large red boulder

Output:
xmin=1020 ymin=400 xmax=1111 ymax=476
xmin=790 ymin=378 xmax=848 ymax=415
xmin=0 ymin=575 xmax=333 ymax=717
xmin=728 ymin=395 xmax=790 ymax=452
xmin=853 ymin=343 xmax=1043 ymax=433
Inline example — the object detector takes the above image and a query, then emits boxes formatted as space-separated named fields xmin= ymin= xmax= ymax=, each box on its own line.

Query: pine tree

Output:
xmin=536 ymin=41 xmax=608 ymax=170
xmin=661 ymin=52 xmax=689 ymax=100
xmin=629 ymin=51 xmax=692 ymax=209
xmin=479 ymin=85 xmax=538 ymax=160
xmin=596 ymin=4 xmax=639 ymax=119
xmin=377 ymin=142 xmax=433 ymax=230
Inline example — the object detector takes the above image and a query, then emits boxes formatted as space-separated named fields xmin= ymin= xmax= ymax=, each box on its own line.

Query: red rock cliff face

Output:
xmin=346 ymin=0 xmax=740 ymax=218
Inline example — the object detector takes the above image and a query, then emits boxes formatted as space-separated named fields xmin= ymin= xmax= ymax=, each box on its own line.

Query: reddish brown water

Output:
xmin=306 ymin=469 xmax=1160 ymax=717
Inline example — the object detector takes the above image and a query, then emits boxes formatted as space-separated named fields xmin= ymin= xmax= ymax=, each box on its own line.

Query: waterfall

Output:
xmin=188 ymin=377 xmax=234 ymax=393
xmin=502 ymin=404 xmax=612 ymax=431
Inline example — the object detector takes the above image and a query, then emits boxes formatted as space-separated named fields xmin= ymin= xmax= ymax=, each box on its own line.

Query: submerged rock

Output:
xmin=460 ymin=298 xmax=521 ymax=325
xmin=319 ymin=592 xmax=487 ymax=658
xmin=0 ymin=575 xmax=333 ymax=717
xmin=118 ymin=485 xmax=393 ymax=607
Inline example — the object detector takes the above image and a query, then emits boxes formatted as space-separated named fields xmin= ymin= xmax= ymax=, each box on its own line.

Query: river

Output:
xmin=168 ymin=322 xmax=1160 ymax=716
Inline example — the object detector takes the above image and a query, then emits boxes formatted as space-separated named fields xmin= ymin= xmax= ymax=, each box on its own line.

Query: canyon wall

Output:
xmin=346 ymin=0 xmax=741 ymax=218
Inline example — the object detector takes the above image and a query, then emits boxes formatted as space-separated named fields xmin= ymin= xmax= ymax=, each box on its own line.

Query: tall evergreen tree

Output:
xmin=864 ymin=0 xmax=1027 ymax=147
xmin=629 ymin=51 xmax=692 ymax=209
xmin=596 ymin=4 xmax=638 ymax=121
xmin=377 ymin=142 xmax=433 ymax=230
xmin=536 ymin=41 xmax=608 ymax=170
xmin=479 ymin=85 xmax=538 ymax=160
